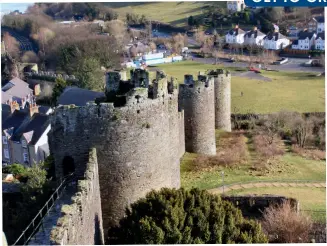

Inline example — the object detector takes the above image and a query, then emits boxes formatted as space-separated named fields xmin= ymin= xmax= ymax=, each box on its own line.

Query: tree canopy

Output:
xmin=108 ymin=188 xmax=268 ymax=244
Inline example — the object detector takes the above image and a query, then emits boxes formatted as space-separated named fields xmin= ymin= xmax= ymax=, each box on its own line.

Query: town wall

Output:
xmin=49 ymin=148 xmax=104 ymax=245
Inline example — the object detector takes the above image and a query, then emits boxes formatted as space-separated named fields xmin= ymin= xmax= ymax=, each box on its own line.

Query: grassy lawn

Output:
xmin=155 ymin=61 xmax=325 ymax=113
xmin=226 ymin=187 xmax=326 ymax=222
xmin=181 ymin=132 xmax=326 ymax=190
xmin=181 ymin=153 xmax=326 ymax=190
xmin=106 ymin=2 xmax=224 ymax=28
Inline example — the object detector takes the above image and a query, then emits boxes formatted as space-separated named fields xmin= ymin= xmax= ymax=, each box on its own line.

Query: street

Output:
xmin=191 ymin=57 xmax=325 ymax=73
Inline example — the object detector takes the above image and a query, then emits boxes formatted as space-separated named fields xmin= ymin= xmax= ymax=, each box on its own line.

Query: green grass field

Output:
xmin=106 ymin=2 xmax=223 ymax=28
xmin=227 ymin=187 xmax=326 ymax=222
xmin=155 ymin=61 xmax=325 ymax=113
xmin=181 ymin=153 xmax=326 ymax=190
xmin=181 ymin=131 xmax=326 ymax=190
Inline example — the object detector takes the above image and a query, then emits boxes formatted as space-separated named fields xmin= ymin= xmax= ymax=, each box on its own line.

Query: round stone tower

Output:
xmin=179 ymin=75 xmax=216 ymax=155
xmin=48 ymin=70 xmax=181 ymax=239
xmin=207 ymin=69 xmax=231 ymax=132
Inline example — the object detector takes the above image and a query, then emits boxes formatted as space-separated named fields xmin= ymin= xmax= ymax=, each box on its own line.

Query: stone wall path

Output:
xmin=28 ymin=184 xmax=77 ymax=245
xmin=208 ymin=181 xmax=326 ymax=195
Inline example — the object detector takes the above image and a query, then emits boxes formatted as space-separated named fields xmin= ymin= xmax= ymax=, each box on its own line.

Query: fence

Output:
xmin=12 ymin=173 xmax=76 ymax=246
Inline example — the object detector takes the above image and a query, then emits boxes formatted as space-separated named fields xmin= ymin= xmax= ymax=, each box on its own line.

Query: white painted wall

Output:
xmin=315 ymin=38 xmax=325 ymax=50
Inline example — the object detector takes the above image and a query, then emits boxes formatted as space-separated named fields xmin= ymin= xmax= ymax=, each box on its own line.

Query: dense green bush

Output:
xmin=108 ymin=188 xmax=268 ymax=244
xmin=3 ymin=164 xmax=26 ymax=177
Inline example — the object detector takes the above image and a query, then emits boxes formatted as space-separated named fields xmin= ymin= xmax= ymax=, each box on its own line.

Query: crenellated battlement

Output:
xmin=48 ymin=67 xmax=231 ymax=242
xmin=207 ymin=69 xmax=231 ymax=77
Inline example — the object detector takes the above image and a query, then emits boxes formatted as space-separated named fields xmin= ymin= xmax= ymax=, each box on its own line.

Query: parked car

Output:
xmin=227 ymin=57 xmax=235 ymax=63
xmin=304 ymin=59 xmax=322 ymax=67
xmin=273 ymin=57 xmax=289 ymax=65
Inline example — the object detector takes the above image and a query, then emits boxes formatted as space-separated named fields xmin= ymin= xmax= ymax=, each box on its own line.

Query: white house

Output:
xmin=315 ymin=32 xmax=325 ymax=50
xmin=291 ymin=30 xmax=316 ymax=50
xmin=263 ymin=31 xmax=290 ymax=50
xmin=243 ymin=27 xmax=265 ymax=46
xmin=225 ymin=25 xmax=245 ymax=45
xmin=307 ymin=16 xmax=324 ymax=34
xmin=227 ymin=1 xmax=245 ymax=13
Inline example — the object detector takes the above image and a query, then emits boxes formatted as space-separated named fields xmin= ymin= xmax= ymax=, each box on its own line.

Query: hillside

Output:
xmin=104 ymin=1 xmax=224 ymax=28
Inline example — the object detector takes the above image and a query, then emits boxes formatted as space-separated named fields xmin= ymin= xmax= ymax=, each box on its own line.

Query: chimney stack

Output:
xmin=235 ymin=25 xmax=239 ymax=29
xmin=29 ymin=103 xmax=39 ymax=117
xmin=253 ymin=26 xmax=258 ymax=31
xmin=10 ymin=101 xmax=20 ymax=113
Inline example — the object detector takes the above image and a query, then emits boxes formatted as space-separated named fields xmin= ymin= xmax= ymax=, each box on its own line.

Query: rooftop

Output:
xmin=11 ymin=113 xmax=49 ymax=145
xmin=58 ymin=87 xmax=105 ymax=106
xmin=1 ymin=77 xmax=33 ymax=104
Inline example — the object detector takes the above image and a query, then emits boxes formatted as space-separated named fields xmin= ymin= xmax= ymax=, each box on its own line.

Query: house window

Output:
xmin=23 ymin=152 xmax=29 ymax=162
xmin=4 ymin=149 xmax=10 ymax=159
xmin=22 ymin=140 xmax=27 ymax=148
xmin=2 ymin=136 xmax=7 ymax=144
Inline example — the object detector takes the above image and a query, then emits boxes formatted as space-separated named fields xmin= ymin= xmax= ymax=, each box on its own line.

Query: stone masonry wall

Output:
xmin=207 ymin=69 xmax=232 ymax=132
xmin=50 ymin=148 xmax=104 ymax=245
xmin=179 ymin=76 xmax=216 ymax=155
xmin=48 ymin=81 xmax=181 ymax=239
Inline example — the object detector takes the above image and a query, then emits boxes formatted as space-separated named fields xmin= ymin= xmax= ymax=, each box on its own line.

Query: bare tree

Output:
xmin=262 ymin=202 xmax=312 ymax=243
xmin=21 ymin=51 xmax=40 ymax=63
xmin=2 ymin=32 xmax=20 ymax=59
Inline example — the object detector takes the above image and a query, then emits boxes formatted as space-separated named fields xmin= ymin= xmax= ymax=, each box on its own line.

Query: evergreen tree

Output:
xmin=188 ymin=16 xmax=195 ymax=27
xmin=108 ymin=188 xmax=268 ymax=244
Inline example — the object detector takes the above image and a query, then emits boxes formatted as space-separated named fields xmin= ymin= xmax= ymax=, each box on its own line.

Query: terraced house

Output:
xmin=292 ymin=30 xmax=316 ymax=50
xmin=225 ymin=25 xmax=245 ymax=45
xmin=243 ymin=27 xmax=265 ymax=46
xmin=2 ymin=105 xmax=51 ymax=166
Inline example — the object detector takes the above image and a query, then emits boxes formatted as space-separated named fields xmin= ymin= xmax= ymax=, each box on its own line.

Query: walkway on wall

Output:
xmin=28 ymin=184 xmax=77 ymax=245
xmin=208 ymin=180 xmax=326 ymax=195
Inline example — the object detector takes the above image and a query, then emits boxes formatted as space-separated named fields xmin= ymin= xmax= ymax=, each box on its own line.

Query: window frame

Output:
xmin=2 ymin=136 xmax=8 ymax=144
xmin=4 ymin=148 xmax=10 ymax=159
xmin=22 ymin=139 xmax=27 ymax=148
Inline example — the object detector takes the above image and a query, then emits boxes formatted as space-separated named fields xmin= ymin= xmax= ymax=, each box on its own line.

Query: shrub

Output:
xmin=192 ymin=133 xmax=248 ymax=171
xmin=291 ymin=145 xmax=326 ymax=161
xmin=262 ymin=202 xmax=312 ymax=243
xmin=3 ymin=163 xmax=26 ymax=177
xmin=108 ymin=188 xmax=268 ymax=244
xmin=253 ymin=134 xmax=285 ymax=158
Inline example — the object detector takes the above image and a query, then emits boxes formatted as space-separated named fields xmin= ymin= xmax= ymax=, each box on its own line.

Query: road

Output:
xmin=1 ymin=27 xmax=36 ymax=52
xmin=191 ymin=56 xmax=325 ymax=73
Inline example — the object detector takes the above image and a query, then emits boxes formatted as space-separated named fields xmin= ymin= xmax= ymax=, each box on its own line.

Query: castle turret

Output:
xmin=179 ymin=75 xmax=216 ymax=155
xmin=48 ymin=69 xmax=181 ymax=239
xmin=207 ymin=69 xmax=232 ymax=132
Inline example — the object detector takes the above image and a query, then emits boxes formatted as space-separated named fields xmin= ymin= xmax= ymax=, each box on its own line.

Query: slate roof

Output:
xmin=313 ymin=16 xmax=324 ymax=23
xmin=2 ymin=110 xmax=29 ymax=137
xmin=244 ymin=29 xmax=265 ymax=38
xmin=2 ymin=183 xmax=21 ymax=193
xmin=38 ymin=105 xmax=52 ymax=115
xmin=58 ymin=87 xmax=105 ymax=106
xmin=227 ymin=27 xmax=245 ymax=36
xmin=298 ymin=31 xmax=316 ymax=40
xmin=1 ymin=77 xmax=33 ymax=104
xmin=316 ymin=32 xmax=325 ymax=40
xmin=264 ymin=32 xmax=288 ymax=41
xmin=2 ymin=104 xmax=12 ymax=122
xmin=11 ymin=113 xmax=49 ymax=145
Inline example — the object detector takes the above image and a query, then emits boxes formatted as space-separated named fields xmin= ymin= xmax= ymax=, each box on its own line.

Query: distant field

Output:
xmin=227 ymin=187 xmax=326 ymax=222
xmin=105 ymin=2 xmax=223 ymax=28
xmin=155 ymin=61 xmax=325 ymax=113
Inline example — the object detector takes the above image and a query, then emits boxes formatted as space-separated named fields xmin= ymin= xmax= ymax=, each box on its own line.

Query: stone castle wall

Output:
xmin=50 ymin=148 xmax=104 ymax=245
xmin=208 ymin=69 xmax=232 ymax=132
xmin=179 ymin=76 xmax=216 ymax=155
xmin=48 ymin=79 xmax=182 ymax=238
